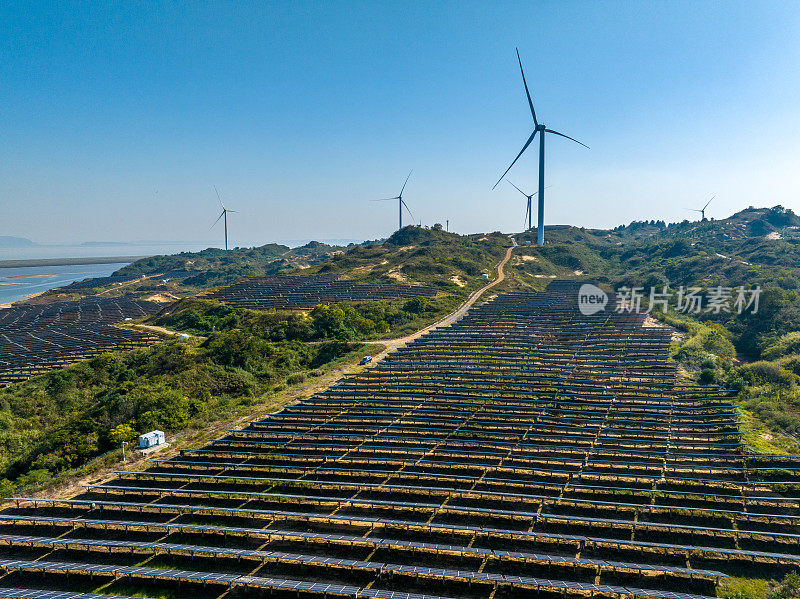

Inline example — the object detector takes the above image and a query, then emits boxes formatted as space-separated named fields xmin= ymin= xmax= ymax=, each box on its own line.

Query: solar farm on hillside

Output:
xmin=0 ymin=298 xmax=161 ymax=385
xmin=208 ymin=274 xmax=437 ymax=310
xmin=0 ymin=275 xmax=436 ymax=385
xmin=2 ymin=282 xmax=798 ymax=599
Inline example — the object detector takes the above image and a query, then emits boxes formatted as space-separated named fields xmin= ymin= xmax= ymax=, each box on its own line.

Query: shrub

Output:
xmin=403 ymin=296 xmax=429 ymax=314
xmin=770 ymin=570 xmax=800 ymax=599
xmin=762 ymin=332 xmax=800 ymax=360
xmin=699 ymin=368 xmax=717 ymax=385
xmin=109 ymin=423 xmax=137 ymax=445
xmin=286 ymin=373 xmax=306 ymax=385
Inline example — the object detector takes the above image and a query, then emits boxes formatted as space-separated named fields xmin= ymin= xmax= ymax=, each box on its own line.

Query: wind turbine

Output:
xmin=493 ymin=48 xmax=589 ymax=246
xmin=373 ymin=171 xmax=415 ymax=231
xmin=211 ymin=186 xmax=237 ymax=250
xmin=508 ymin=181 xmax=551 ymax=231
xmin=688 ymin=196 xmax=714 ymax=221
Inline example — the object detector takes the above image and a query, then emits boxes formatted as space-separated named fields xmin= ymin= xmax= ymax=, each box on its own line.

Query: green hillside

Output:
xmin=4 ymin=209 xmax=800 ymax=499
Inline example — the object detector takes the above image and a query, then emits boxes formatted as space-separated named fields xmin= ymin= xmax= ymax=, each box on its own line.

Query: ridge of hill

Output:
xmin=601 ymin=204 xmax=800 ymax=243
xmin=113 ymin=241 xmax=343 ymax=285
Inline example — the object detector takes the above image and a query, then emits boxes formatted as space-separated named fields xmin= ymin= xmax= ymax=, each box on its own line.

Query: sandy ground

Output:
xmin=118 ymin=323 xmax=205 ymax=340
xmin=387 ymin=269 xmax=407 ymax=282
xmin=450 ymin=275 xmax=466 ymax=287
xmin=144 ymin=292 xmax=180 ymax=303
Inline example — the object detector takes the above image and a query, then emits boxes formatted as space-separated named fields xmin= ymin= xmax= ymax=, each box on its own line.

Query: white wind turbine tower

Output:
xmin=493 ymin=48 xmax=589 ymax=246
xmin=508 ymin=181 xmax=550 ymax=231
xmin=372 ymin=171 xmax=415 ymax=231
xmin=211 ymin=186 xmax=237 ymax=251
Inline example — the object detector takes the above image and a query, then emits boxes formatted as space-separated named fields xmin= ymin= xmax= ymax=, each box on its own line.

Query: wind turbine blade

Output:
xmin=524 ymin=202 xmax=530 ymax=228
xmin=213 ymin=185 xmax=225 ymax=209
xmin=226 ymin=209 xmax=238 ymax=213
xmin=492 ymin=129 xmax=538 ymax=190
xmin=530 ymin=185 xmax=551 ymax=197
xmin=401 ymin=199 xmax=415 ymax=223
xmin=370 ymin=197 xmax=399 ymax=202
xmin=544 ymin=129 xmax=589 ymax=149
xmin=703 ymin=196 xmax=714 ymax=210
xmin=399 ymin=170 xmax=413 ymax=196
xmin=516 ymin=48 xmax=537 ymax=126
xmin=507 ymin=181 xmax=528 ymax=197
xmin=210 ymin=210 xmax=225 ymax=229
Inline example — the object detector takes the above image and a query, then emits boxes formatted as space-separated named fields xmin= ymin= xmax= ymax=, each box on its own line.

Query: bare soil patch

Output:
xmin=145 ymin=292 xmax=180 ymax=303
xmin=387 ymin=269 xmax=407 ymax=282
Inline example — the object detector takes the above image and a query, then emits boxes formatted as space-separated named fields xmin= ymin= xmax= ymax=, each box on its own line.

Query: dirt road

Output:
xmin=372 ymin=242 xmax=515 ymax=362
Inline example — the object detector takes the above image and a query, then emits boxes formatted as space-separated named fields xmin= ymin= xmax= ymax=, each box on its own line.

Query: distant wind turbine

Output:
xmin=688 ymin=196 xmax=714 ymax=221
xmin=493 ymin=48 xmax=589 ymax=246
xmin=211 ymin=186 xmax=237 ymax=250
xmin=372 ymin=171 xmax=415 ymax=231
xmin=508 ymin=181 xmax=551 ymax=231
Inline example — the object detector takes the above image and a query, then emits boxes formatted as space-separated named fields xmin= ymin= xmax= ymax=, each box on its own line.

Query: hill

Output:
xmin=4 ymin=209 xmax=800 ymax=507
xmin=506 ymin=207 xmax=800 ymax=453
xmin=0 ymin=226 xmax=511 ymax=493
xmin=601 ymin=205 xmax=800 ymax=244
xmin=113 ymin=241 xmax=341 ymax=286
xmin=22 ymin=241 xmax=346 ymax=302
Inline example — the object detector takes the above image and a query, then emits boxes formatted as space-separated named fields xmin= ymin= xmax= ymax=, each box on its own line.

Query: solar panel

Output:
xmin=0 ymin=512 xmax=793 ymax=565
xmin=1 ymin=289 xmax=792 ymax=599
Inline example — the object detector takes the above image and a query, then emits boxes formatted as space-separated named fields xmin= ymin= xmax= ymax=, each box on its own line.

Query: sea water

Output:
xmin=0 ymin=262 xmax=132 ymax=306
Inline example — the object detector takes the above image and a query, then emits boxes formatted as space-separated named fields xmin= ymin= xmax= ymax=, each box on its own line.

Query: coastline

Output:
xmin=0 ymin=291 xmax=45 ymax=310
xmin=0 ymin=255 xmax=147 ymax=269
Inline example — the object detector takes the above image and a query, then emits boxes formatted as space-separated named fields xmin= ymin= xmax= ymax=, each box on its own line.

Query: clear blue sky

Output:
xmin=2 ymin=1 xmax=799 ymax=246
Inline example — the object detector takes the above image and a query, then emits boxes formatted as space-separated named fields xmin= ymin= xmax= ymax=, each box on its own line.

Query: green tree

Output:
xmin=0 ymin=479 xmax=14 ymax=499
xmin=109 ymin=423 xmax=136 ymax=445
xmin=403 ymin=296 xmax=429 ymax=314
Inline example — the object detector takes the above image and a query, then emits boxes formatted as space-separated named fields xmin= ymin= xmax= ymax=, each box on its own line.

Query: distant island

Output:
xmin=0 ymin=236 xmax=34 ymax=247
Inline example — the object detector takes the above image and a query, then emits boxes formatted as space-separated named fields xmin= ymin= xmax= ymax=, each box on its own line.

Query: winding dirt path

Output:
xmin=371 ymin=242 xmax=515 ymax=362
